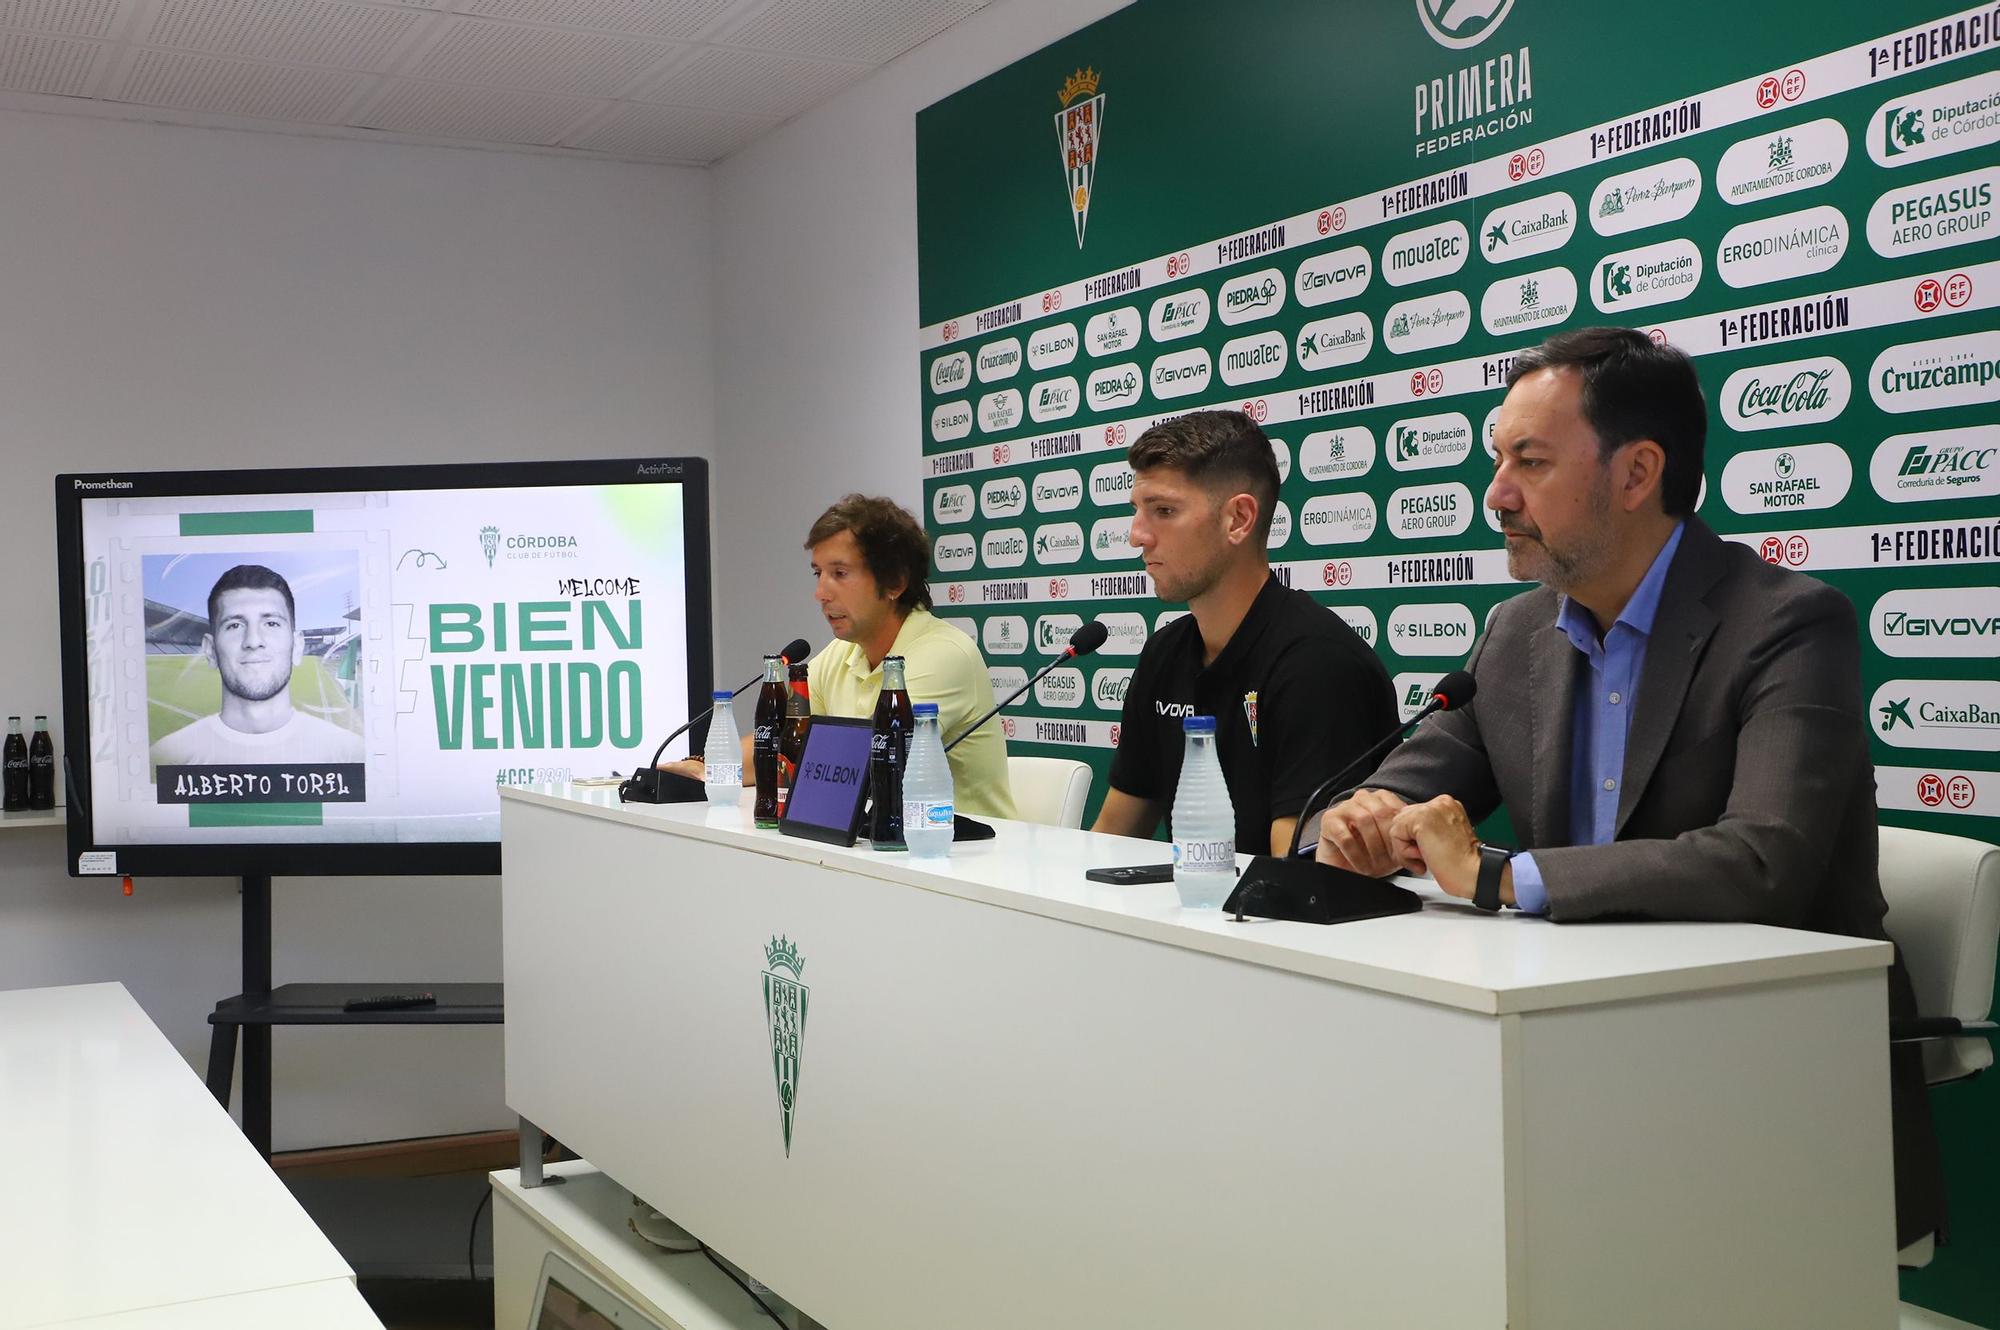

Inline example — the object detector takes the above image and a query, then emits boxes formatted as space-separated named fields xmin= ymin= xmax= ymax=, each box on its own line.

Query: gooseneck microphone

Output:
xmin=618 ymin=637 xmax=811 ymax=804
xmin=943 ymin=620 xmax=1108 ymax=753
xmin=1222 ymin=668 xmax=1479 ymax=925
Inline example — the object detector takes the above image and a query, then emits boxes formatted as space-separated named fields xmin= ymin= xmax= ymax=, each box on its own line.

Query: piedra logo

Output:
xmin=762 ymin=936 xmax=809 ymax=1157
xmin=1055 ymin=68 xmax=1105 ymax=248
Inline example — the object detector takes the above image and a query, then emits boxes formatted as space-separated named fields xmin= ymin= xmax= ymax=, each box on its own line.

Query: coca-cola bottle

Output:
xmin=27 ymin=716 xmax=55 ymax=811
xmin=776 ymin=662 xmax=811 ymax=818
xmin=752 ymin=656 xmax=786 ymax=828
xmin=2 ymin=717 xmax=26 ymax=811
xmin=866 ymin=656 xmax=914 ymax=849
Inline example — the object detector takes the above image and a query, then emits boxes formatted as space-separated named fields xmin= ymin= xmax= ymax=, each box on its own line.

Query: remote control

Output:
xmin=343 ymin=991 xmax=437 ymax=1012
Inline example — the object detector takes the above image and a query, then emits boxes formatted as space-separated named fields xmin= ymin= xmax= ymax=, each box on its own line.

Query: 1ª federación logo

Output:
xmin=1055 ymin=68 xmax=1105 ymax=248
xmin=761 ymin=936 xmax=809 ymax=1157
xmin=1416 ymin=0 xmax=1516 ymax=50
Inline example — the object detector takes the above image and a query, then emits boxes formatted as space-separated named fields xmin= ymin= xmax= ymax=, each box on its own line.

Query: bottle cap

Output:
xmin=913 ymin=702 xmax=938 ymax=718
xmin=712 ymin=689 xmax=733 ymax=701
xmin=1181 ymin=714 xmax=1216 ymax=735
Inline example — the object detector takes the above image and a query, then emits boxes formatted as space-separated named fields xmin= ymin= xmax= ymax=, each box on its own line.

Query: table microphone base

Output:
xmin=618 ymin=769 xmax=707 ymax=804
xmin=1225 ymin=855 xmax=1421 ymax=925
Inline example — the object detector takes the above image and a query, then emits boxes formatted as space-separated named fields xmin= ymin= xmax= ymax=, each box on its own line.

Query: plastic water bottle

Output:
xmin=703 ymin=690 xmax=742 ymax=807
xmin=901 ymin=702 xmax=955 ymax=859
xmin=1171 ymin=715 xmax=1238 ymax=908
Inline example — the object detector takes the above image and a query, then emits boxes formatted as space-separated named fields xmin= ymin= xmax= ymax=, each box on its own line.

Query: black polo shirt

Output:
xmin=1108 ymin=574 xmax=1397 ymax=854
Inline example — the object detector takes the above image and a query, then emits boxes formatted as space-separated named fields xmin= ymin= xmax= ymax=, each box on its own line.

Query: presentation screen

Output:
xmin=54 ymin=458 xmax=711 ymax=877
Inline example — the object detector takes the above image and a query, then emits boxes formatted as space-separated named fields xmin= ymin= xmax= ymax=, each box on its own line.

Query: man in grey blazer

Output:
xmin=1317 ymin=326 xmax=1944 ymax=1249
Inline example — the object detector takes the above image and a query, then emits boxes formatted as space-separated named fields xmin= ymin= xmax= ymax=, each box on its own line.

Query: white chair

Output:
xmin=1007 ymin=755 xmax=1092 ymax=829
xmin=1877 ymin=825 xmax=2000 ymax=1267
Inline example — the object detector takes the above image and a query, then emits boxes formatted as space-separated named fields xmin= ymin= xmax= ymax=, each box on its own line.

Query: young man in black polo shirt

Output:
xmin=1092 ymin=409 xmax=1397 ymax=856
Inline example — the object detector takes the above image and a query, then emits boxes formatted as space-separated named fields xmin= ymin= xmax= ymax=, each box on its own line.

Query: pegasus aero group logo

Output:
xmin=1056 ymin=68 xmax=1105 ymax=248
xmin=1416 ymin=0 xmax=1515 ymax=50
xmin=761 ymin=935 xmax=809 ymax=1157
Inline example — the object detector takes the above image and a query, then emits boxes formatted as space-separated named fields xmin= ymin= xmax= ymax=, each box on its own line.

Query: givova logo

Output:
xmin=930 ymin=400 xmax=971 ymax=443
xmin=1383 ymin=290 xmax=1472 ymax=354
xmin=983 ymin=615 xmax=1029 ymax=656
xmin=1389 ymin=482 xmax=1474 ymax=539
xmin=1300 ymin=492 xmax=1378 ymax=545
xmin=1389 ymin=602 xmax=1475 ymax=657
xmin=1715 ymin=205 xmax=1847 ymax=289
xmin=1870 ymin=427 xmax=2000 ymax=503
xmin=1033 ymin=521 xmax=1084 ymax=565
xmin=1149 ymin=347 xmax=1212 ymax=399
xmin=1220 ymin=331 xmax=1288 ymax=386
xmin=1590 ymin=157 xmax=1701 ymax=237
xmin=1036 ymin=614 xmax=1083 ymax=650
xmin=929 ymin=351 xmax=971 ymax=394
xmin=1328 ymin=604 xmax=1378 ymax=647
xmin=1030 ymin=376 xmax=1081 ymax=423
xmin=1089 ymin=516 xmax=1140 ymax=561
xmin=1296 ymin=312 xmax=1373 ymax=370
xmin=1720 ymin=355 xmax=1850 ymax=432
xmin=1871 ymin=679 xmax=2000 ymax=751
xmin=1873 ymin=587 xmax=2000 ymax=659
xmin=1035 ymin=666 xmax=1086 ymax=709
xmin=1218 ymin=268 xmax=1287 ymax=325
xmin=1479 ymin=190 xmax=1575 ymax=262
xmin=1871 ymin=330 xmax=2000 ymax=413
xmin=1719 ymin=443 xmax=1851 ymax=514
xmin=982 ymin=527 xmax=1029 ymax=569
xmin=1715 ymin=118 xmax=1847 ymax=206
xmin=1033 ymin=468 xmax=1084 ymax=512
xmin=1870 ymin=70 xmax=2000 ymax=169
xmin=978 ymin=389 xmax=1023 ymax=433
xmin=1387 ymin=411 xmax=1474 ymax=472
xmin=981 ymin=475 xmax=1027 ymax=518
xmin=1092 ymin=667 xmax=1134 ymax=709
xmin=1148 ymin=289 xmax=1210 ymax=342
xmin=1592 ymin=237 xmax=1701 ymax=313
xmin=1300 ymin=426 xmax=1377 ymax=481
xmin=1086 ymin=306 xmax=1141 ymax=357
xmin=934 ymin=532 xmax=976 ymax=572
xmin=1416 ymin=0 xmax=1515 ymax=50
xmin=931 ymin=484 xmax=974 ymax=525
xmin=1868 ymin=164 xmax=1999 ymax=258
xmin=1479 ymin=265 xmax=1576 ymax=335
xmin=1294 ymin=246 xmax=1372 ymax=307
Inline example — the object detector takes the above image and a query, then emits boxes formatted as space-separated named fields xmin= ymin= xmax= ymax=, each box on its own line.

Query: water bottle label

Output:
xmin=1174 ymin=838 xmax=1235 ymax=873
xmin=904 ymin=799 xmax=955 ymax=829
xmin=709 ymin=763 xmax=742 ymax=785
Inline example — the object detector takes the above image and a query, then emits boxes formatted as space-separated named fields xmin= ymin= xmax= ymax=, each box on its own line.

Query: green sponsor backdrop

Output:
xmin=918 ymin=3 xmax=1998 ymax=1314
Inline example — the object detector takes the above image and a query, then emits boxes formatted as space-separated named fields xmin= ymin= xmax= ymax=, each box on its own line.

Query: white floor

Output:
xmin=1903 ymin=1303 xmax=1989 ymax=1330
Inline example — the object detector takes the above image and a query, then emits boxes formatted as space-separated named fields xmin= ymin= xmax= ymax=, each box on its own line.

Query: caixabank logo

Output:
xmin=1055 ymin=67 xmax=1106 ymax=248
xmin=1872 ymin=680 xmax=2000 ymax=752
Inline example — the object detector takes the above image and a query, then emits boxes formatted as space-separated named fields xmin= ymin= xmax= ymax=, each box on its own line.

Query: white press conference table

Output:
xmin=0 ymin=982 xmax=378 ymax=1330
xmin=500 ymin=783 xmax=1901 ymax=1330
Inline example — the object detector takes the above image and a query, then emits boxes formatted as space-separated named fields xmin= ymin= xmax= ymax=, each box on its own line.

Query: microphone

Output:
xmin=1221 ymin=668 xmax=1478 ymax=925
xmin=619 ymin=637 xmax=811 ymax=804
xmin=943 ymin=620 xmax=1107 ymax=753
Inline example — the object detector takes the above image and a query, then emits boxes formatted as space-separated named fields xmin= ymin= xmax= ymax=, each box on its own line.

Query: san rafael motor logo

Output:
xmin=762 ymin=936 xmax=810 ymax=1157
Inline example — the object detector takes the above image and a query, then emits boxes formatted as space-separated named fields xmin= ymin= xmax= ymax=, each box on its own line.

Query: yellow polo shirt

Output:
xmin=808 ymin=607 xmax=1016 ymax=819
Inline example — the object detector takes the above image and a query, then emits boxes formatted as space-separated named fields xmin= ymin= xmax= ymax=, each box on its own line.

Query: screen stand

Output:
xmin=240 ymin=874 xmax=274 ymax=1156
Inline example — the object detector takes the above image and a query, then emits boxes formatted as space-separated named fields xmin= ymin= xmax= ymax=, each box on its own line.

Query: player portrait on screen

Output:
xmin=147 ymin=559 xmax=364 ymax=770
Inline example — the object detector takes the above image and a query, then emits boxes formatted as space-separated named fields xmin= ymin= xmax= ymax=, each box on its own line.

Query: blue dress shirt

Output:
xmin=1509 ymin=522 xmax=1686 ymax=914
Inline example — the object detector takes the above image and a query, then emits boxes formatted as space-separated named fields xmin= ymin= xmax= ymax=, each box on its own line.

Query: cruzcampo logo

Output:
xmin=1883 ymin=106 xmax=1924 ymax=158
xmin=1416 ymin=0 xmax=1516 ymax=50
xmin=1055 ymin=68 xmax=1105 ymax=248
xmin=479 ymin=526 xmax=500 ymax=568
xmin=762 ymin=935 xmax=809 ymax=1157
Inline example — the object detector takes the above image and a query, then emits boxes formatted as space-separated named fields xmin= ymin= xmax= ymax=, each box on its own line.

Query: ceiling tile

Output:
xmin=403 ymin=16 xmax=677 ymax=96
xmin=567 ymin=98 xmax=773 ymax=161
xmin=0 ymin=28 xmax=103 ymax=93
xmin=0 ymin=0 xmax=122 ymax=39
xmin=721 ymin=0 xmax=981 ymax=64
xmin=635 ymin=43 xmax=867 ymax=118
xmin=355 ymin=77 xmax=598 ymax=144
xmin=144 ymin=0 xmax=432 ymax=71
xmin=455 ymin=0 xmax=741 ymax=42
xmin=111 ymin=46 xmax=366 ymax=119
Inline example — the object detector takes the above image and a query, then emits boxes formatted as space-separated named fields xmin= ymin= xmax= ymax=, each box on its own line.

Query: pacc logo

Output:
xmin=1266 ymin=500 xmax=1294 ymax=549
xmin=1869 ymin=164 xmax=1998 ymax=259
xmin=1388 ymin=602 xmax=1475 ymax=657
xmin=1030 ymin=376 xmax=1081 ymax=423
xmin=1089 ymin=517 xmax=1140 ymax=561
xmin=1035 ymin=614 xmax=1083 ymax=650
xmin=1394 ymin=671 xmax=1447 ymax=721
xmin=1479 ymin=265 xmax=1576 ymax=335
xmin=1873 ymin=587 xmax=2000 ymax=658
xmin=1415 ymin=0 xmax=1515 ymax=50
xmin=933 ymin=532 xmax=977 ymax=572
xmin=1383 ymin=290 xmax=1472 ymax=354
xmin=931 ymin=484 xmax=974 ymax=525
xmin=1870 ymin=330 xmax=2000 ymax=413
xmin=1085 ymin=306 xmax=1141 ymax=358
xmin=1383 ymin=219 xmax=1469 ymax=288
xmin=1720 ymin=355 xmax=1851 ymax=432
xmin=1220 ymin=331 xmax=1289 ymax=386
xmin=1087 ymin=362 xmax=1144 ymax=410
xmin=929 ymin=351 xmax=972 ymax=394
xmin=1871 ymin=679 xmax=2000 ymax=751
xmin=1719 ymin=442 xmax=1851 ymax=514
xmin=982 ymin=528 xmax=1029 ymax=569
xmin=982 ymin=615 xmax=1029 ymax=656
xmin=1089 ymin=459 xmax=1134 ymax=506
xmin=1218 ymin=268 xmax=1287 ymax=325
xmin=930 ymin=400 xmax=972 ymax=443
xmin=1295 ymin=312 xmax=1374 ymax=369
xmin=978 ymin=389 xmax=1023 ymax=434
xmin=1716 ymin=118 xmax=1847 ymax=206
xmin=1035 ymin=666 xmax=1086 ymax=709
xmin=1386 ymin=411 xmax=1474 ymax=472
xmin=1388 ymin=482 xmax=1474 ymax=539
xmin=1328 ymin=604 xmax=1379 ymax=647
xmin=1592 ymin=237 xmax=1701 ymax=313
xmin=981 ymin=476 xmax=1027 ymax=518
xmin=1869 ymin=427 xmax=2000 ymax=503
xmin=1092 ymin=667 xmax=1134 ymax=708
xmin=1149 ymin=347 xmax=1212 ymax=399
xmin=1869 ymin=70 xmax=2000 ymax=169
xmin=976 ymin=337 xmax=1022 ymax=382
xmin=1590 ymin=157 xmax=1702 ymax=237
xmin=1300 ymin=426 xmax=1378 ymax=481
xmin=1294 ymin=246 xmax=1373 ymax=307
xmin=1033 ymin=468 xmax=1084 ymax=512
xmin=1479 ymin=190 xmax=1576 ymax=262
xmin=1148 ymin=289 xmax=1211 ymax=342
xmin=1033 ymin=522 xmax=1084 ymax=565
xmin=1027 ymin=322 xmax=1079 ymax=370
xmin=1300 ymin=492 xmax=1379 ymax=545
xmin=1715 ymin=204 xmax=1847 ymax=289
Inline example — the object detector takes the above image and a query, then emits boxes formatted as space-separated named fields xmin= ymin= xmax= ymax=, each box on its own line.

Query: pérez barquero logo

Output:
xmin=761 ymin=935 xmax=809 ymax=1157
xmin=1056 ymin=67 xmax=1105 ymax=248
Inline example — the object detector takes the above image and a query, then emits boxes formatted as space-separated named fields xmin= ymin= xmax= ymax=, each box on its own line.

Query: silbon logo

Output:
xmin=1387 ymin=411 xmax=1474 ymax=472
xmin=929 ymin=351 xmax=972 ymax=393
xmin=1086 ymin=306 xmax=1141 ymax=357
xmin=1592 ymin=237 xmax=1701 ymax=313
xmin=1479 ymin=265 xmax=1576 ymax=334
xmin=1294 ymin=246 xmax=1372 ymax=307
xmin=1590 ymin=157 xmax=1701 ymax=237
xmin=1873 ymin=587 xmax=2000 ymax=659
xmin=977 ymin=338 xmax=1022 ymax=382
xmin=1715 ymin=205 xmax=1847 ymax=288
xmin=762 ymin=936 xmax=809 ymax=1157
xmin=1087 ymin=363 xmax=1143 ymax=410
xmin=1148 ymin=289 xmax=1210 ymax=342
xmin=1719 ymin=443 xmax=1851 ymax=514
xmin=1296 ymin=312 xmax=1373 ymax=369
xmin=1220 ymin=331 xmax=1289 ymax=386
xmin=1871 ymin=679 xmax=2000 ymax=751
xmin=931 ymin=484 xmax=974 ymax=525
xmin=1479 ymin=191 xmax=1576 ymax=262
xmin=1034 ymin=469 xmax=1084 ymax=512
xmin=1388 ymin=602 xmax=1476 ymax=657
xmin=1869 ymin=427 xmax=2000 ymax=503
xmin=1028 ymin=323 xmax=1079 ymax=370
xmin=1383 ymin=219 xmax=1469 ymax=288
xmin=1300 ymin=426 xmax=1377 ymax=481
xmin=1218 ymin=268 xmax=1287 ymax=325
xmin=1383 ymin=291 xmax=1472 ymax=354
xmin=1720 ymin=356 xmax=1850 ymax=432
xmin=981 ymin=476 xmax=1027 ymax=518
xmin=930 ymin=400 xmax=971 ymax=443
xmin=1870 ymin=331 xmax=2000 ymax=413
xmin=1715 ymin=118 xmax=1847 ymax=205
xmin=1415 ymin=0 xmax=1515 ymax=50
xmin=1149 ymin=347 xmax=1212 ymax=399
xmin=1868 ymin=164 xmax=1999 ymax=258
xmin=1030 ymin=376 xmax=1081 ymax=423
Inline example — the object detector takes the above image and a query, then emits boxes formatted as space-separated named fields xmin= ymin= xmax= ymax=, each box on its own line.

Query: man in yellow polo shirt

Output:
xmin=668 ymin=495 xmax=1015 ymax=818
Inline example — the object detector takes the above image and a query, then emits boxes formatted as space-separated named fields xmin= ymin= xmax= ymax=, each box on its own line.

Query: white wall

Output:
xmin=0 ymin=110 xmax=714 ymax=1149
xmin=707 ymin=0 xmax=1132 ymax=674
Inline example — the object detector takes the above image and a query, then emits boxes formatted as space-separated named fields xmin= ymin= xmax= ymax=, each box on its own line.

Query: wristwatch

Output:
xmin=1474 ymin=842 xmax=1513 ymax=913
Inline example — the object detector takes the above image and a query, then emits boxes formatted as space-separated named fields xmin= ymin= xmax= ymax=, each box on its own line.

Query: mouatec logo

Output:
xmin=762 ymin=936 xmax=809 ymax=1157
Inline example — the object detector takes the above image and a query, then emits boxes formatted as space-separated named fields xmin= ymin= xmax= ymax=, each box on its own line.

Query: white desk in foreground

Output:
xmin=0 ymin=982 xmax=375 ymax=1330
xmin=501 ymin=784 xmax=1899 ymax=1330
